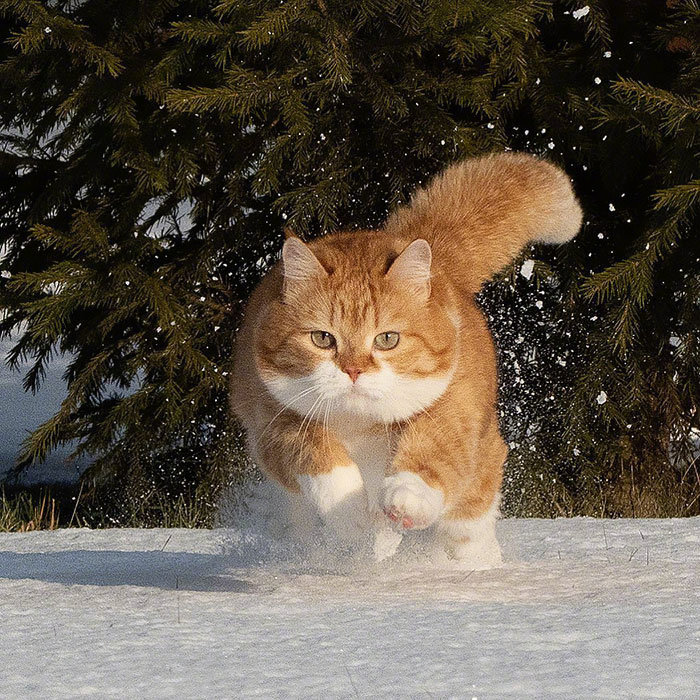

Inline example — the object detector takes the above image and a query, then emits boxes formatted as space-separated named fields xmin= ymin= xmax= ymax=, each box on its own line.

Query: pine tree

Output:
xmin=0 ymin=0 xmax=246 ymax=515
xmin=0 ymin=0 xmax=697 ymax=519
xmin=495 ymin=0 xmax=699 ymax=516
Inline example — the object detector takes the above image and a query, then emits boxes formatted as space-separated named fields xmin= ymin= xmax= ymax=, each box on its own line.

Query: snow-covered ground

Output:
xmin=0 ymin=517 xmax=698 ymax=698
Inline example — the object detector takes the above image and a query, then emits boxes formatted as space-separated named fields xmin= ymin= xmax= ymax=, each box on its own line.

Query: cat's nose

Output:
xmin=343 ymin=367 xmax=363 ymax=383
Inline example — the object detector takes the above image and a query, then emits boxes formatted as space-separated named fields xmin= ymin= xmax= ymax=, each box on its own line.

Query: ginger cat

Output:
xmin=231 ymin=153 xmax=582 ymax=567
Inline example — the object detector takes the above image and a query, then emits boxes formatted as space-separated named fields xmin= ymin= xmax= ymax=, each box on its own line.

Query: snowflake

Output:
xmin=572 ymin=6 xmax=590 ymax=20
xmin=520 ymin=259 xmax=535 ymax=280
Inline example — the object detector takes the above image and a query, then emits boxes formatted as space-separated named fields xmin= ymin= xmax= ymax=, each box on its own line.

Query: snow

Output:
xmin=520 ymin=259 xmax=535 ymax=280
xmin=1 ymin=518 xmax=698 ymax=698
xmin=572 ymin=6 xmax=590 ymax=20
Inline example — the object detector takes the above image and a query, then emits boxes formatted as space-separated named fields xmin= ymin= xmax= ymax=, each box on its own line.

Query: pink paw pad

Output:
xmin=383 ymin=507 xmax=415 ymax=530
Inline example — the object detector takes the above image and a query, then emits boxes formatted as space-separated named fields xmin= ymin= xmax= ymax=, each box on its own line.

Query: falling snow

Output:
xmin=520 ymin=259 xmax=535 ymax=280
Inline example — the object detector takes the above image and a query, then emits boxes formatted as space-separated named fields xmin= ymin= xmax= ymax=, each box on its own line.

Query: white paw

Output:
xmin=449 ymin=535 xmax=503 ymax=570
xmin=324 ymin=491 xmax=372 ymax=544
xmin=373 ymin=526 xmax=403 ymax=562
xmin=438 ymin=496 xmax=503 ymax=570
xmin=297 ymin=465 xmax=370 ymax=544
xmin=381 ymin=471 xmax=445 ymax=530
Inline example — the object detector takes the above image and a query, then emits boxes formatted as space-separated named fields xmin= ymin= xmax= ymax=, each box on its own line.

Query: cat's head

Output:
xmin=253 ymin=234 xmax=458 ymax=424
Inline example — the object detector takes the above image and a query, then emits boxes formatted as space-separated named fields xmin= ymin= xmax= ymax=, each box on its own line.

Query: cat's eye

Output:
xmin=374 ymin=331 xmax=400 ymax=350
xmin=310 ymin=330 xmax=336 ymax=349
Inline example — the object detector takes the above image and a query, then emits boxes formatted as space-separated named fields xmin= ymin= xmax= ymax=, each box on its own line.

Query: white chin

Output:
xmin=261 ymin=361 xmax=452 ymax=424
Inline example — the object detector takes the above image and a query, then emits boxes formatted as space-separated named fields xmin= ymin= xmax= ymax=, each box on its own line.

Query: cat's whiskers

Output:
xmin=294 ymin=393 xmax=326 ymax=467
xmin=383 ymin=419 xmax=393 ymax=449
xmin=303 ymin=394 xmax=333 ymax=466
xmin=415 ymin=403 xmax=441 ymax=430
xmin=311 ymin=396 xmax=332 ymax=457
xmin=309 ymin=393 xmax=332 ymax=445
xmin=322 ymin=396 xmax=334 ymax=456
xmin=255 ymin=386 xmax=317 ymax=446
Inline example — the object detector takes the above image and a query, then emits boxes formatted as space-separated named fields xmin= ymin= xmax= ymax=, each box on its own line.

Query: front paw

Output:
xmin=297 ymin=465 xmax=370 ymax=544
xmin=323 ymin=491 xmax=372 ymax=543
xmin=381 ymin=471 xmax=445 ymax=530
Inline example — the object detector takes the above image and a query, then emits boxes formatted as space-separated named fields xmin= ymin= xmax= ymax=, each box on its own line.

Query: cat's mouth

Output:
xmin=346 ymin=382 xmax=380 ymax=400
xmin=348 ymin=383 xmax=366 ymax=394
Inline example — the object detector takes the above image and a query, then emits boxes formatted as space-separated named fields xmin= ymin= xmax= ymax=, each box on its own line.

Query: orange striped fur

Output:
xmin=231 ymin=153 xmax=582 ymax=565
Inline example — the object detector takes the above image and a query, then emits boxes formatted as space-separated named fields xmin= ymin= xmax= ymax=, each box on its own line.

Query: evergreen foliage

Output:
xmin=0 ymin=0 xmax=697 ymax=519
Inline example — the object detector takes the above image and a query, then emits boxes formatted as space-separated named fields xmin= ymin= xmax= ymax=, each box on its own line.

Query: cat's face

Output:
xmin=254 ymin=236 xmax=457 ymax=424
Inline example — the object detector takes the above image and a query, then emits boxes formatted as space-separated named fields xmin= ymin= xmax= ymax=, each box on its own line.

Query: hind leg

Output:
xmin=437 ymin=494 xmax=502 ymax=569
xmin=436 ymin=430 xmax=506 ymax=569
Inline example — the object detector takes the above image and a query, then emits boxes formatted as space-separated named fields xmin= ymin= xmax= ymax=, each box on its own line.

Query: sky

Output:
xmin=0 ymin=335 xmax=82 ymax=483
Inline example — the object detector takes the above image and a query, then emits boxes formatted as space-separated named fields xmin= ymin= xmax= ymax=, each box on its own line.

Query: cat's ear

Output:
xmin=281 ymin=237 xmax=327 ymax=297
xmin=386 ymin=239 xmax=432 ymax=302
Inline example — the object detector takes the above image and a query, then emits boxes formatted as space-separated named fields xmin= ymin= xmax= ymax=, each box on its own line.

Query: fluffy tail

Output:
xmin=384 ymin=153 xmax=582 ymax=292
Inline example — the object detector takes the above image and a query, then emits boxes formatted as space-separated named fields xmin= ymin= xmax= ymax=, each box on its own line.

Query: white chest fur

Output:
xmin=334 ymin=423 xmax=393 ymax=512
